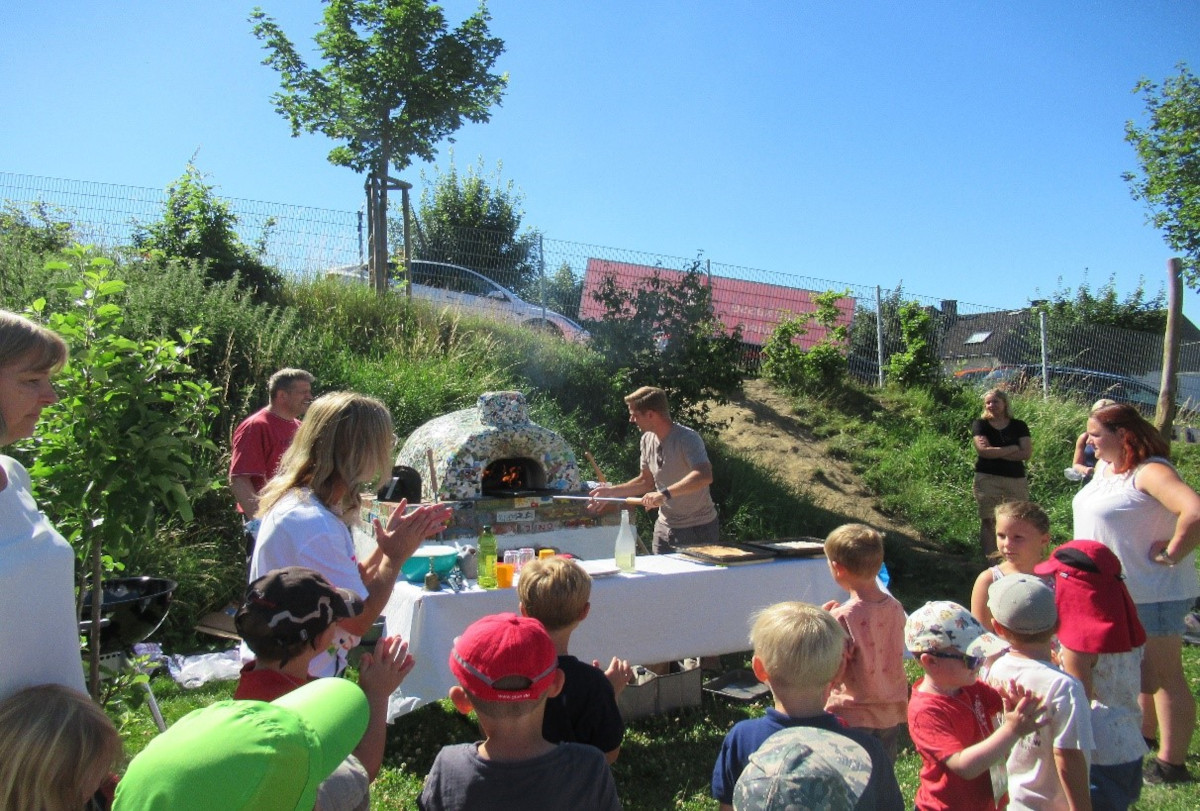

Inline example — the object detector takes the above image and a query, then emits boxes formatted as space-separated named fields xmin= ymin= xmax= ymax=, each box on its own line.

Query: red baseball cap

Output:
xmin=449 ymin=613 xmax=559 ymax=702
xmin=1034 ymin=540 xmax=1146 ymax=653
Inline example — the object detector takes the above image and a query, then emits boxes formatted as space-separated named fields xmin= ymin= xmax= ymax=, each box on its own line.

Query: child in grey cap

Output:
xmin=985 ymin=574 xmax=1094 ymax=811
xmin=733 ymin=726 xmax=872 ymax=811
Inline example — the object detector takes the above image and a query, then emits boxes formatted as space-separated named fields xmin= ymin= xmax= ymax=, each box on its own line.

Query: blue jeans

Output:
xmin=1090 ymin=760 xmax=1142 ymax=811
xmin=1135 ymin=598 xmax=1193 ymax=636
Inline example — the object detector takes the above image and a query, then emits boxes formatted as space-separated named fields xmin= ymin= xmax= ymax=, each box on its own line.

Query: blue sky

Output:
xmin=2 ymin=1 xmax=1198 ymax=314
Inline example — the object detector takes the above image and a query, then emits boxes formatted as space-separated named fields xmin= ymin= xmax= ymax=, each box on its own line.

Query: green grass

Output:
xmin=116 ymin=643 xmax=1200 ymax=809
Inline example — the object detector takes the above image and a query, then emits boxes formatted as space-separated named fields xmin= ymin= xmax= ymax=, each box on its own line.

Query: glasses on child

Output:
xmin=925 ymin=651 xmax=984 ymax=670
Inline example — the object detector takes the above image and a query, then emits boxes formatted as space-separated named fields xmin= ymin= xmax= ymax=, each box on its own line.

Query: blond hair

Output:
xmin=981 ymin=388 xmax=1011 ymax=419
xmin=0 ymin=684 xmax=121 ymax=811
xmin=993 ymin=500 xmax=1051 ymax=535
xmin=624 ymin=385 xmax=670 ymax=417
xmin=824 ymin=524 xmax=884 ymax=578
xmin=0 ymin=310 xmax=68 ymax=440
xmin=518 ymin=557 xmax=591 ymax=632
xmin=750 ymin=602 xmax=845 ymax=690
xmin=257 ymin=391 xmax=394 ymax=519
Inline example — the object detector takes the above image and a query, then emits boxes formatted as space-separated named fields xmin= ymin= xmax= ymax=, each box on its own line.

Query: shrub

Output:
xmin=761 ymin=289 xmax=852 ymax=395
xmin=15 ymin=248 xmax=220 ymax=693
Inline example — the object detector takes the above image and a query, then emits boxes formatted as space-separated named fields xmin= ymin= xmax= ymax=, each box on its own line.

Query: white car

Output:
xmin=325 ymin=259 xmax=587 ymax=341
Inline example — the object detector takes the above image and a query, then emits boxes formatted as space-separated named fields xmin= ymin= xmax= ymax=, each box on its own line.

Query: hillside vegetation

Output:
xmin=5 ymin=239 xmax=1200 ymax=808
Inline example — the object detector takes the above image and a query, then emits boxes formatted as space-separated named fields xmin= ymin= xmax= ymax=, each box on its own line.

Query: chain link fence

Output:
xmin=3 ymin=171 xmax=1192 ymax=409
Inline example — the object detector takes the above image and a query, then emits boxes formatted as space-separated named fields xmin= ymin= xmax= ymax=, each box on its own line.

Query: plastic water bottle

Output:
xmin=477 ymin=525 xmax=497 ymax=589
xmin=615 ymin=510 xmax=636 ymax=572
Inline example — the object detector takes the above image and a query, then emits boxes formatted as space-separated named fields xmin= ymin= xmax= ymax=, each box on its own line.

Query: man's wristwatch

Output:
xmin=1157 ymin=548 xmax=1177 ymax=567
xmin=659 ymin=488 xmax=672 ymax=501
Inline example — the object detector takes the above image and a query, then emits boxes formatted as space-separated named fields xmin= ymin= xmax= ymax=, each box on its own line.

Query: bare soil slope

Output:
xmin=710 ymin=378 xmax=977 ymax=605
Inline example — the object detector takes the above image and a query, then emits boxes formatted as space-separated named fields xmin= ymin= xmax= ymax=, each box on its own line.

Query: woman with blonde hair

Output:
xmin=249 ymin=391 xmax=451 ymax=677
xmin=0 ymin=309 xmax=88 ymax=701
xmin=1069 ymin=398 xmax=1116 ymax=483
xmin=971 ymin=388 xmax=1032 ymax=556
xmin=1073 ymin=402 xmax=1200 ymax=784
xmin=0 ymin=683 xmax=121 ymax=810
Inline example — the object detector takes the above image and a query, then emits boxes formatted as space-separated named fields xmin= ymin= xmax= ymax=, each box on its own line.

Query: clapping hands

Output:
xmin=997 ymin=680 xmax=1049 ymax=737
xmin=373 ymin=499 xmax=453 ymax=563
xmin=358 ymin=634 xmax=416 ymax=699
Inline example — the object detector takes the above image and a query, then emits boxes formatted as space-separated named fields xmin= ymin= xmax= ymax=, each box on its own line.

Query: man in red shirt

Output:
xmin=229 ymin=368 xmax=314 ymax=556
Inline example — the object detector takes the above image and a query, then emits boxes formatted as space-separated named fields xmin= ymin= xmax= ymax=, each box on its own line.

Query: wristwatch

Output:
xmin=1157 ymin=548 xmax=1177 ymax=567
xmin=659 ymin=488 xmax=672 ymax=501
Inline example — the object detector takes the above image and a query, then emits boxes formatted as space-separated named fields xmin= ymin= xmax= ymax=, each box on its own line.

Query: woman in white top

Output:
xmin=249 ymin=391 xmax=452 ymax=676
xmin=1072 ymin=402 xmax=1200 ymax=784
xmin=0 ymin=310 xmax=87 ymax=701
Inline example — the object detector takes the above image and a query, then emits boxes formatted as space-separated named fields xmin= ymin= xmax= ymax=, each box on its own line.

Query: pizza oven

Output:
xmin=397 ymin=390 xmax=581 ymax=501
xmin=390 ymin=392 xmax=615 ymax=551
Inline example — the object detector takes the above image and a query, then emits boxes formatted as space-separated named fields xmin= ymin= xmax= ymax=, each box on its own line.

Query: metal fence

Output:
xmin=2 ymin=170 xmax=1186 ymax=405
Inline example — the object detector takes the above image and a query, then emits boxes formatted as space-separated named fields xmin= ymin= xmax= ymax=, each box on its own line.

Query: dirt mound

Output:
xmin=711 ymin=378 xmax=911 ymax=534
xmin=710 ymin=378 xmax=978 ymax=605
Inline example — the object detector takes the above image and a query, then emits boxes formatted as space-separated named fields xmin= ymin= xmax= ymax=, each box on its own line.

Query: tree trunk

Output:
xmin=1157 ymin=258 xmax=1184 ymax=445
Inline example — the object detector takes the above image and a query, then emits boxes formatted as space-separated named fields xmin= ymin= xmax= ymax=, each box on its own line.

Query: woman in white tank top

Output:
xmin=1072 ymin=402 xmax=1200 ymax=783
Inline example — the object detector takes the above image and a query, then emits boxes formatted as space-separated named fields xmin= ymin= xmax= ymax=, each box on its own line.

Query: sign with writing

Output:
xmin=495 ymin=508 xmax=537 ymax=523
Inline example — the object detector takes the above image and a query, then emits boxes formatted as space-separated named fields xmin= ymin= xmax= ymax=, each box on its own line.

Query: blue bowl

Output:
xmin=401 ymin=545 xmax=460 ymax=583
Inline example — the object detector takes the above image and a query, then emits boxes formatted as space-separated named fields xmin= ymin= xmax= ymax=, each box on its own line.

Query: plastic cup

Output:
xmin=518 ymin=547 xmax=535 ymax=570
xmin=538 ymin=548 xmax=556 ymax=560
xmin=503 ymin=550 xmax=519 ymax=567
xmin=495 ymin=563 xmax=515 ymax=588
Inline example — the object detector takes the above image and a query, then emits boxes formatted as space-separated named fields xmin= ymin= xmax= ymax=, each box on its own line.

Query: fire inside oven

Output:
xmin=481 ymin=458 xmax=549 ymax=497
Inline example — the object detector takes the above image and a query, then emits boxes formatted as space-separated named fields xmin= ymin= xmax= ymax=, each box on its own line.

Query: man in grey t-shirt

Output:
xmin=590 ymin=386 xmax=719 ymax=553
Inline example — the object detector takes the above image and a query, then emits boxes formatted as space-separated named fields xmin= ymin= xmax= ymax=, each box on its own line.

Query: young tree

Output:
xmin=1123 ymin=63 xmax=1200 ymax=284
xmin=250 ymin=0 xmax=506 ymax=294
xmin=395 ymin=156 xmax=540 ymax=292
xmin=585 ymin=259 xmax=745 ymax=434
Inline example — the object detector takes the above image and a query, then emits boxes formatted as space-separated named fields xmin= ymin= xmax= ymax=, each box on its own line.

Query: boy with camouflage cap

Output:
xmin=732 ymin=725 xmax=873 ymax=811
xmin=711 ymin=602 xmax=903 ymax=811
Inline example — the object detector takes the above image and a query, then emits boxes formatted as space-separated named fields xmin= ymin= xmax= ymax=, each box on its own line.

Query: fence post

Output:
xmin=538 ymin=232 xmax=546 ymax=316
xmin=874 ymin=286 xmax=885 ymax=387
xmin=1039 ymin=310 xmax=1049 ymax=400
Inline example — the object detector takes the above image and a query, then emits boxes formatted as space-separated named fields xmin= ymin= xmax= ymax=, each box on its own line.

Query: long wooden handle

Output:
xmin=425 ymin=448 xmax=439 ymax=502
xmin=584 ymin=451 xmax=606 ymax=483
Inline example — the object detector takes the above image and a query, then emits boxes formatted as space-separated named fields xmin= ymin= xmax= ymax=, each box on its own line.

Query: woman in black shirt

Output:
xmin=971 ymin=388 xmax=1032 ymax=556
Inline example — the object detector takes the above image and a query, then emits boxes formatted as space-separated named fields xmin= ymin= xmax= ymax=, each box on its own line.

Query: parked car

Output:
xmin=952 ymin=366 xmax=996 ymax=385
xmin=325 ymin=260 xmax=587 ymax=342
xmin=983 ymin=364 xmax=1161 ymax=415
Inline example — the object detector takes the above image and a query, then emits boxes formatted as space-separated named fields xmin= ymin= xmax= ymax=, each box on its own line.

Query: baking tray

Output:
xmin=742 ymin=537 xmax=827 ymax=558
xmin=678 ymin=544 xmax=775 ymax=566
xmin=703 ymin=669 xmax=771 ymax=702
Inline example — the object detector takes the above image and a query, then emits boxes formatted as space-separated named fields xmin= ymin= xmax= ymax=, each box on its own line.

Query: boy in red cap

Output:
xmin=1037 ymin=540 xmax=1149 ymax=810
xmin=419 ymin=612 xmax=620 ymax=811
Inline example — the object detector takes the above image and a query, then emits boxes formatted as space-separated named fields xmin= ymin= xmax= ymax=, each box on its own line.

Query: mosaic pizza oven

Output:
xmin=397 ymin=391 xmax=582 ymax=502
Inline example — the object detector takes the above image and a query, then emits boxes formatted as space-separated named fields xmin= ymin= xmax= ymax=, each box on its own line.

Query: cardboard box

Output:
xmin=617 ymin=659 xmax=702 ymax=720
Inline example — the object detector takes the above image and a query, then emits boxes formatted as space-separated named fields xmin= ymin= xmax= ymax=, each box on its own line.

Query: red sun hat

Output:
xmin=1034 ymin=540 xmax=1145 ymax=654
xmin=449 ymin=612 xmax=559 ymax=702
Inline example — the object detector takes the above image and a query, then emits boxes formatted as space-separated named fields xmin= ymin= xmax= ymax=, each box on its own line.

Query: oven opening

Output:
xmin=481 ymin=457 xmax=548 ymax=496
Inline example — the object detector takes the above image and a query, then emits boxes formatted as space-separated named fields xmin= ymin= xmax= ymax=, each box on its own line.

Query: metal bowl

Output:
xmin=400 ymin=545 xmax=460 ymax=584
xmin=81 ymin=576 xmax=176 ymax=652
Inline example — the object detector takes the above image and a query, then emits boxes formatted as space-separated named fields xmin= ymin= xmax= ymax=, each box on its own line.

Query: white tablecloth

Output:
xmin=382 ymin=553 xmax=846 ymax=718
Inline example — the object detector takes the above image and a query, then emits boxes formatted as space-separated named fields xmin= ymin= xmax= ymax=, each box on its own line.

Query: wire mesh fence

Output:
xmin=2 ymin=170 xmax=1191 ymax=410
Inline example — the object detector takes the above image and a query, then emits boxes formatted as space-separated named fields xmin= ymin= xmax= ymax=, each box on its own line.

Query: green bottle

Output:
xmin=477 ymin=524 xmax=497 ymax=589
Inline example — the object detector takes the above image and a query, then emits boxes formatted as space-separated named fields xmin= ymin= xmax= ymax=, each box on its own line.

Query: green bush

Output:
xmin=761 ymin=289 xmax=851 ymax=394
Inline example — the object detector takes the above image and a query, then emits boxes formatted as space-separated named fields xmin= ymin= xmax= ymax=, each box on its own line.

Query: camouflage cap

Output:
xmin=732 ymin=726 xmax=871 ymax=811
